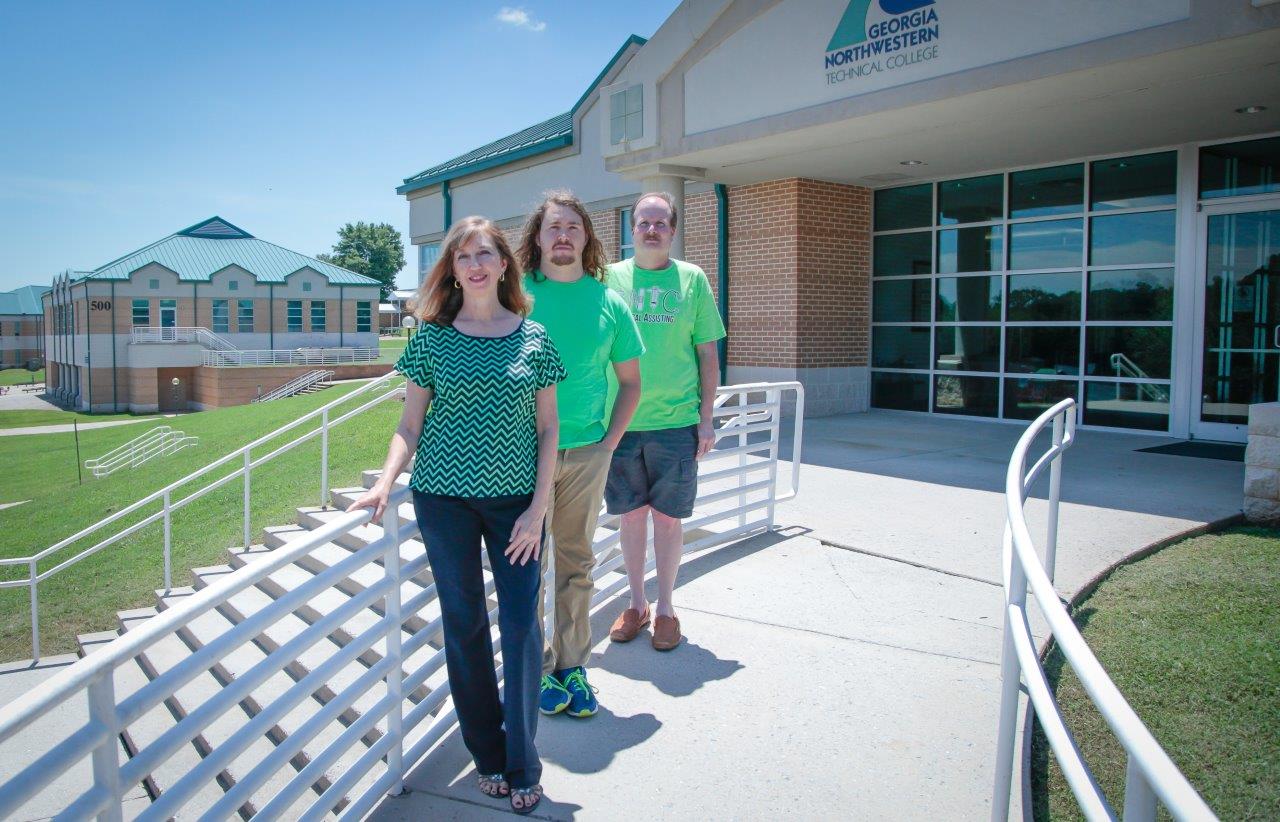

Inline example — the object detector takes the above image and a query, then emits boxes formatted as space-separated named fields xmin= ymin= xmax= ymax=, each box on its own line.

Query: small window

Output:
xmin=310 ymin=300 xmax=326 ymax=332
xmin=610 ymin=85 xmax=643 ymax=145
xmin=287 ymin=300 xmax=303 ymax=332
xmin=302 ymin=281 xmax=312 ymax=292
xmin=211 ymin=299 xmax=229 ymax=333
xmin=237 ymin=299 xmax=254 ymax=333
xmin=620 ymin=209 xmax=634 ymax=258
xmin=228 ymin=280 xmax=239 ymax=291
xmin=356 ymin=301 xmax=372 ymax=333
xmin=875 ymin=184 xmax=932 ymax=231
xmin=149 ymin=278 xmax=159 ymax=290
xmin=131 ymin=299 xmax=150 ymax=327
xmin=418 ymin=243 xmax=440 ymax=279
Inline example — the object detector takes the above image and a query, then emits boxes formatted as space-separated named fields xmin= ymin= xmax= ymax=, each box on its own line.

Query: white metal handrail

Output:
xmin=130 ymin=326 xmax=237 ymax=351
xmin=1108 ymin=353 xmax=1170 ymax=403
xmin=86 ymin=428 xmax=199 ymax=478
xmin=991 ymin=399 xmax=1216 ymax=821
xmin=204 ymin=348 xmax=380 ymax=367
xmin=0 ymin=371 xmax=406 ymax=659
xmin=255 ymin=370 xmax=335 ymax=403
xmin=84 ymin=426 xmax=174 ymax=469
xmin=0 ymin=381 xmax=804 ymax=820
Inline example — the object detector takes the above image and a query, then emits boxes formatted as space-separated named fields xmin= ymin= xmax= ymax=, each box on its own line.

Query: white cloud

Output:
xmin=495 ymin=6 xmax=546 ymax=32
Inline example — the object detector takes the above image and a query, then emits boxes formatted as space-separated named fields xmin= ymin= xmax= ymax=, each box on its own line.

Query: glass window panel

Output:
xmin=610 ymin=115 xmax=625 ymax=145
xmin=228 ymin=280 xmax=239 ymax=291
xmin=302 ymin=281 xmax=312 ymax=292
xmin=237 ymin=299 xmax=253 ymax=333
xmin=937 ymin=175 xmax=1002 ymax=225
xmin=933 ymin=375 xmax=999 ymax=416
xmin=1084 ymin=381 xmax=1170 ymax=431
xmin=1091 ymin=152 xmax=1176 ymax=210
xmin=935 ymin=326 xmax=1000 ymax=372
xmin=626 ymin=112 xmax=642 ymax=141
xmin=211 ymin=299 xmax=229 ymax=334
xmin=1199 ymin=136 xmax=1280 ymax=199
xmin=356 ymin=301 xmax=372 ymax=333
xmin=1090 ymin=211 xmax=1175 ymax=267
xmin=1006 ymin=272 xmax=1081 ymax=321
xmin=874 ymin=231 xmax=931 ymax=276
xmin=1009 ymin=163 xmax=1083 ymax=218
xmin=1005 ymin=326 xmax=1080 ymax=375
xmin=310 ymin=300 xmax=326 ymax=332
xmin=131 ymin=298 xmax=149 ymax=327
xmin=287 ymin=300 xmax=303 ymax=332
xmin=871 ymin=372 xmax=929 ymax=411
xmin=1088 ymin=268 xmax=1174 ymax=321
xmin=1009 ymin=218 xmax=1082 ymax=270
xmin=872 ymin=326 xmax=931 ymax=369
xmin=620 ymin=209 xmax=634 ymax=256
xmin=610 ymin=89 xmax=627 ymax=118
xmin=625 ymin=85 xmax=642 ymax=115
xmin=873 ymin=279 xmax=930 ymax=322
xmin=159 ymin=299 xmax=176 ymax=328
xmin=936 ymin=276 xmax=1000 ymax=322
xmin=875 ymin=184 xmax=932 ymax=231
xmin=1086 ymin=326 xmax=1172 ymax=380
xmin=1003 ymin=378 xmax=1079 ymax=421
xmin=938 ymin=226 xmax=1002 ymax=274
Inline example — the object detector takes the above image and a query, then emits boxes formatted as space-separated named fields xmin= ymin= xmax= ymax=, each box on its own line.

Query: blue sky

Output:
xmin=0 ymin=1 xmax=680 ymax=293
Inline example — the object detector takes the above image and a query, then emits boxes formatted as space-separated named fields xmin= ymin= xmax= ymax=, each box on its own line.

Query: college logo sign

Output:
xmin=824 ymin=0 xmax=940 ymax=86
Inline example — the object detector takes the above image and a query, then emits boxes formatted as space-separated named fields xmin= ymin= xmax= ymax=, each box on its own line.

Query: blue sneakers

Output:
xmin=558 ymin=667 xmax=598 ymax=718
xmin=539 ymin=674 xmax=571 ymax=715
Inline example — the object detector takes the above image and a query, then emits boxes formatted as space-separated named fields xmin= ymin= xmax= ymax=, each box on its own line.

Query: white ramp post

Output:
xmin=1044 ymin=413 xmax=1065 ymax=583
xmin=87 ymin=671 xmax=123 ymax=822
xmin=383 ymin=501 xmax=405 ymax=795
xmin=29 ymin=560 xmax=39 ymax=660
xmin=320 ymin=409 xmax=330 ymax=508
xmin=991 ymin=529 xmax=1028 ymax=822
xmin=242 ymin=449 xmax=251 ymax=549
xmin=766 ymin=388 xmax=781 ymax=528
xmin=162 ymin=490 xmax=172 ymax=591
xmin=1123 ymin=757 xmax=1156 ymax=822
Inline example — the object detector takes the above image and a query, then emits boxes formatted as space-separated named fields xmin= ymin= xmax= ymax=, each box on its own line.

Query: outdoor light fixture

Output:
xmin=900 ymin=159 xmax=926 ymax=166
xmin=1235 ymin=105 xmax=1267 ymax=114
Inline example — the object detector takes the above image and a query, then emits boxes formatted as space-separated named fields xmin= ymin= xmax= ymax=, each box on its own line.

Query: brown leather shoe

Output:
xmin=609 ymin=607 xmax=650 ymax=642
xmin=651 ymin=615 xmax=682 ymax=651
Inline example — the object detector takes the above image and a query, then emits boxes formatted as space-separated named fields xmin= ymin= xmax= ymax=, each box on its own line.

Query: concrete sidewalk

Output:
xmin=371 ymin=411 xmax=1244 ymax=820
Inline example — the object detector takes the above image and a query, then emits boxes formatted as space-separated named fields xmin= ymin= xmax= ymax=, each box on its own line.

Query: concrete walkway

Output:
xmin=371 ymin=411 xmax=1243 ymax=821
xmin=0 ymin=418 xmax=157 ymax=437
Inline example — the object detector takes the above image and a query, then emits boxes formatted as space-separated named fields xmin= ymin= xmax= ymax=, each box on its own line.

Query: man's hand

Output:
xmin=696 ymin=419 xmax=715 ymax=460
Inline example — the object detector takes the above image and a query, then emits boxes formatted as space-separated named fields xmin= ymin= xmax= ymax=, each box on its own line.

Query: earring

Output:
xmin=499 ymin=273 xmax=505 ymax=282
xmin=453 ymin=279 xmax=461 ymax=289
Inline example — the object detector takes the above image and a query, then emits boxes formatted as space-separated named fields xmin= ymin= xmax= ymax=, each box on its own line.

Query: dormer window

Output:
xmin=228 ymin=280 xmax=239 ymax=291
xmin=302 ymin=281 xmax=312 ymax=292
xmin=149 ymin=278 xmax=159 ymax=290
xmin=610 ymin=85 xmax=642 ymax=145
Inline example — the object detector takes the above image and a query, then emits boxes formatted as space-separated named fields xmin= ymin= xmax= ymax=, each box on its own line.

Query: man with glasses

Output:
xmin=604 ymin=192 xmax=726 ymax=651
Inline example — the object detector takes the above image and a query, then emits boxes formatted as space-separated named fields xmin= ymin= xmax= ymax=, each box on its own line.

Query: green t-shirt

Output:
xmin=605 ymin=258 xmax=726 ymax=431
xmin=395 ymin=320 xmax=566 ymax=497
xmin=526 ymin=272 xmax=645 ymax=449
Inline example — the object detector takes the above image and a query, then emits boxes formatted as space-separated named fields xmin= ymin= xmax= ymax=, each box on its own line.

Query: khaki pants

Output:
xmin=540 ymin=441 xmax=613 ymax=675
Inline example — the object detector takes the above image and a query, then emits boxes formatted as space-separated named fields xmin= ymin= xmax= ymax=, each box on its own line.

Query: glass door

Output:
xmin=1193 ymin=198 xmax=1280 ymax=441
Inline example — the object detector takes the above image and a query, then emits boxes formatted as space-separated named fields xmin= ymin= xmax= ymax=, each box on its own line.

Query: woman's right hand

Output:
xmin=345 ymin=485 xmax=390 ymax=524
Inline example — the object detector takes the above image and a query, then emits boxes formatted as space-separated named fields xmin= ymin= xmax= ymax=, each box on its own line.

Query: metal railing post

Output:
xmin=737 ymin=393 xmax=748 ymax=528
xmin=87 ymin=671 xmax=123 ymax=822
xmin=766 ymin=389 xmax=781 ymax=528
xmin=383 ymin=499 xmax=404 ymax=795
xmin=321 ymin=409 xmax=330 ymax=508
xmin=29 ymin=560 xmax=39 ymax=660
xmin=162 ymin=490 xmax=172 ymax=591
xmin=991 ymin=531 xmax=1028 ymax=822
xmin=243 ymin=449 xmax=252 ymax=549
xmin=1044 ymin=413 xmax=1065 ymax=584
xmin=1123 ymin=757 xmax=1156 ymax=822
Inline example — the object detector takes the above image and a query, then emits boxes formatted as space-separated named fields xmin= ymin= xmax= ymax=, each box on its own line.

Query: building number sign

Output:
xmin=90 ymin=300 xmax=112 ymax=311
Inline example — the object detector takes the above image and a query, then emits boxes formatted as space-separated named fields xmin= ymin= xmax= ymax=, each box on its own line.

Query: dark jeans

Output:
xmin=411 ymin=490 xmax=543 ymax=788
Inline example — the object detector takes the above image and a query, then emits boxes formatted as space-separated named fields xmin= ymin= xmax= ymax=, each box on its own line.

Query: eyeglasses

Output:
xmin=636 ymin=220 xmax=671 ymax=233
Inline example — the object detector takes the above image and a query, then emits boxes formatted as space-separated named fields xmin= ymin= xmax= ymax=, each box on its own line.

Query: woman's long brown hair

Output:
xmin=413 ymin=216 xmax=531 ymax=326
xmin=517 ymin=189 xmax=608 ymax=281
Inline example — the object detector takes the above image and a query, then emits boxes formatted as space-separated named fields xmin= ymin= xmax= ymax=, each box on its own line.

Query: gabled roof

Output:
xmin=397 ymin=35 xmax=647 ymax=196
xmin=0 ymin=285 xmax=49 ymax=316
xmin=74 ymin=217 xmax=380 ymax=287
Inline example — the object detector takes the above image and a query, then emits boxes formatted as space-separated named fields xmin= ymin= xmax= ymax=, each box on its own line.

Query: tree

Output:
xmin=317 ymin=222 xmax=405 ymax=299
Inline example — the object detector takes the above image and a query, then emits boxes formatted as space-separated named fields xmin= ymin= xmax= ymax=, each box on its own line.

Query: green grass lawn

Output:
xmin=0 ymin=409 xmax=153 ymax=430
xmin=0 ymin=377 xmax=406 ymax=660
xmin=0 ymin=368 xmax=43 ymax=386
xmin=1035 ymin=527 xmax=1280 ymax=820
xmin=378 ymin=335 xmax=408 ymax=364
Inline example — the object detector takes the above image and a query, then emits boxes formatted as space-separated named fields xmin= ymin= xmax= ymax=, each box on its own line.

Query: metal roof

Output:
xmin=0 ymin=285 xmax=49 ymax=316
xmin=74 ymin=217 xmax=380 ymax=287
xmin=397 ymin=35 xmax=647 ymax=196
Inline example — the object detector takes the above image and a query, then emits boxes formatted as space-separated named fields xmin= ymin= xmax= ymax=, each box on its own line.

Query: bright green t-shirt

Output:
xmin=526 ymin=272 xmax=645 ymax=449
xmin=605 ymin=258 xmax=726 ymax=431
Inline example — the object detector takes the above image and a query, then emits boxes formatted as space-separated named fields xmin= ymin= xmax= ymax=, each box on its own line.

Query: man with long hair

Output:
xmin=518 ymin=190 xmax=644 ymax=718
xmin=604 ymin=192 xmax=725 ymax=652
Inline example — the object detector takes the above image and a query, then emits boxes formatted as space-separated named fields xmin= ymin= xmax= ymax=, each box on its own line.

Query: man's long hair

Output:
xmin=517 ymin=189 xmax=608 ymax=281
xmin=413 ymin=216 xmax=530 ymax=326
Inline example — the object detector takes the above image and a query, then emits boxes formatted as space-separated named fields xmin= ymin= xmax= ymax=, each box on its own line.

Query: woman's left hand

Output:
xmin=506 ymin=505 xmax=546 ymax=566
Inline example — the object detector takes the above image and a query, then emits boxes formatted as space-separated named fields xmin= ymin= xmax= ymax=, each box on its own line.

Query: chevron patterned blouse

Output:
xmin=396 ymin=320 xmax=566 ymax=497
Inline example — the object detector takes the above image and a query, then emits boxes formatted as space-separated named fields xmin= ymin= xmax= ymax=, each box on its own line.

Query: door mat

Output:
xmin=1137 ymin=441 xmax=1245 ymax=462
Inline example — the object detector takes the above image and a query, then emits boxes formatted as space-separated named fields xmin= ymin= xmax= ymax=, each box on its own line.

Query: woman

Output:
xmin=348 ymin=216 xmax=564 ymax=814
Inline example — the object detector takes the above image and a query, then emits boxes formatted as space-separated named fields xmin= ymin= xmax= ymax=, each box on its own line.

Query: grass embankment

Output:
xmin=0 ymin=369 xmax=43 ymax=386
xmin=377 ymin=335 xmax=408 ymax=364
xmin=1035 ymin=527 xmax=1280 ymax=820
xmin=0 ymin=379 xmax=405 ymax=660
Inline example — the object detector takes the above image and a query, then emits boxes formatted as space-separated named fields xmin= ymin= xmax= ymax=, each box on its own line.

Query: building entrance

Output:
xmin=1192 ymin=197 xmax=1280 ymax=442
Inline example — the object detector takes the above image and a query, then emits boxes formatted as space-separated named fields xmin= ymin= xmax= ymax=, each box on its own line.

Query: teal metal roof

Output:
xmin=397 ymin=35 xmax=647 ymax=196
xmin=0 ymin=285 xmax=49 ymax=316
xmin=76 ymin=217 xmax=380 ymax=286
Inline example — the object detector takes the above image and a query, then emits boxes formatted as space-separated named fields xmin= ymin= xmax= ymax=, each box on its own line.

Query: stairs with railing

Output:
xmin=84 ymin=427 xmax=199 ymax=478
xmin=254 ymin=370 xmax=335 ymax=403
xmin=130 ymin=327 xmax=237 ymax=352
